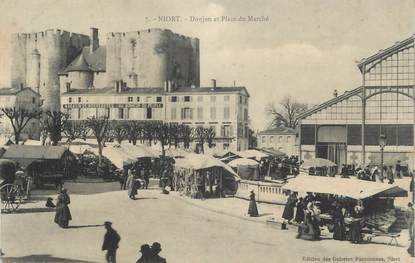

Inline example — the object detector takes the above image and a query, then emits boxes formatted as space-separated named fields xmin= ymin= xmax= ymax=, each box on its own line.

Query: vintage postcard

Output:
xmin=0 ymin=0 xmax=414 ymax=262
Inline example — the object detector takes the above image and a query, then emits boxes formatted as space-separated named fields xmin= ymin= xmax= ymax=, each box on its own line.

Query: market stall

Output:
xmin=283 ymin=175 xmax=408 ymax=240
xmin=228 ymin=158 xmax=260 ymax=180
xmin=173 ymin=153 xmax=240 ymax=198
xmin=301 ymin=158 xmax=337 ymax=176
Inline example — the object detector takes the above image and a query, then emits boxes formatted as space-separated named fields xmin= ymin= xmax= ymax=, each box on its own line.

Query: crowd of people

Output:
xmin=259 ymin=155 xmax=300 ymax=180
xmin=341 ymin=160 xmax=411 ymax=184
xmin=281 ymin=192 xmax=379 ymax=243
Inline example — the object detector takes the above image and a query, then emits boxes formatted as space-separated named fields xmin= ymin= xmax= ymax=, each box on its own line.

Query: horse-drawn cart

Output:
xmin=0 ymin=159 xmax=26 ymax=213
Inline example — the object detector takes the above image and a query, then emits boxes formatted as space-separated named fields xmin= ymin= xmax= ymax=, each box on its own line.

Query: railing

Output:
xmin=235 ymin=179 xmax=288 ymax=205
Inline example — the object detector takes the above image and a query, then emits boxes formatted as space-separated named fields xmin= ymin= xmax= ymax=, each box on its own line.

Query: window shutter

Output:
xmin=221 ymin=126 xmax=225 ymax=137
xmin=190 ymin=108 xmax=193 ymax=120
xmin=230 ymin=125 xmax=234 ymax=137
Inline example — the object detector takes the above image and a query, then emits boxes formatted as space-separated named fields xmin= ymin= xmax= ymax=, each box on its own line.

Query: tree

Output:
xmin=41 ymin=111 xmax=68 ymax=145
xmin=1 ymin=107 xmax=41 ymax=144
xmin=125 ymin=121 xmax=142 ymax=145
xmin=179 ymin=124 xmax=193 ymax=149
xmin=154 ymin=123 xmax=171 ymax=158
xmin=248 ymin=128 xmax=257 ymax=149
xmin=205 ymin=128 xmax=216 ymax=148
xmin=266 ymin=96 xmax=308 ymax=129
xmin=63 ymin=120 xmax=90 ymax=143
xmin=109 ymin=121 xmax=128 ymax=145
xmin=85 ymin=116 xmax=110 ymax=166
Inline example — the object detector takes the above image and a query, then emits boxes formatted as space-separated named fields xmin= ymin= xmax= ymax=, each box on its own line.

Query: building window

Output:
xmin=128 ymin=97 xmax=133 ymax=102
xmin=287 ymin=136 xmax=291 ymax=142
xmin=197 ymin=96 xmax=203 ymax=102
xmin=171 ymin=96 xmax=177 ymax=102
xmin=137 ymin=97 xmax=140 ymax=102
xmin=262 ymin=136 xmax=266 ymax=143
xmin=125 ymin=108 xmax=130 ymax=119
xmin=279 ymin=136 xmax=282 ymax=142
xmin=146 ymin=108 xmax=152 ymax=119
xmin=224 ymin=95 xmax=230 ymax=102
xmin=270 ymin=136 xmax=274 ymax=143
xmin=197 ymin=107 xmax=203 ymax=120
xmin=244 ymin=109 xmax=248 ymax=121
xmin=210 ymin=125 xmax=216 ymax=136
xmin=77 ymin=108 xmax=81 ymax=119
xmin=78 ymin=97 xmax=81 ymax=103
xmin=184 ymin=96 xmax=191 ymax=102
xmin=69 ymin=97 xmax=72 ymax=103
xmin=118 ymin=108 xmax=124 ymax=119
xmin=171 ymin=108 xmax=177 ymax=120
xmin=181 ymin=107 xmax=193 ymax=120
xmin=223 ymin=107 xmax=230 ymax=120
xmin=239 ymin=96 xmax=243 ymax=103
xmin=210 ymin=96 xmax=216 ymax=102
xmin=156 ymin=96 xmax=162 ymax=102
xmin=223 ymin=143 xmax=229 ymax=151
xmin=106 ymin=108 xmax=110 ymax=118
xmin=210 ymin=107 xmax=216 ymax=119
xmin=222 ymin=125 xmax=232 ymax=137
xmin=32 ymin=97 xmax=36 ymax=104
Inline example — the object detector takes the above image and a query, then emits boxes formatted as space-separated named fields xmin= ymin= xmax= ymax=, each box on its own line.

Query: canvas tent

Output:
xmin=282 ymin=175 xmax=408 ymax=200
xmin=101 ymin=146 xmax=137 ymax=169
xmin=3 ymin=145 xmax=71 ymax=168
xmin=237 ymin=149 xmax=269 ymax=161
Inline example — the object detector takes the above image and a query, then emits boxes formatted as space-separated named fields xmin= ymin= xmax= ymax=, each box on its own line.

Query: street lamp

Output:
xmin=379 ymin=134 xmax=387 ymax=180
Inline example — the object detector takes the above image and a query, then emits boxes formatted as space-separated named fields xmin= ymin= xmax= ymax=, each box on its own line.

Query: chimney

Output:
xmin=90 ymin=27 xmax=99 ymax=53
xmin=211 ymin=79 xmax=216 ymax=90
xmin=333 ymin=89 xmax=338 ymax=98
xmin=66 ymin=82 xmax=71 ymax=92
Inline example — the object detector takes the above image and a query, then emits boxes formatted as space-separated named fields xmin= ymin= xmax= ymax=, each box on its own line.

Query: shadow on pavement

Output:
xmin=2 ymin=254 xmax=98 ymax=262
xmin=135 ymin=197 xmax=158 ymax=200
xmin=12 ymin=207 xmax=55 ymax=214
xmin=67 ymin=224 xmax=104 ymax=229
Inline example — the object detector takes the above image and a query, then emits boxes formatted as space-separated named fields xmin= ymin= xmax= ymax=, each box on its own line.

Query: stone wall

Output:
xmin=106 ymin=28 xmax=200 ymax=88
xmin=11 ymin=29 xmax=90 ymax=110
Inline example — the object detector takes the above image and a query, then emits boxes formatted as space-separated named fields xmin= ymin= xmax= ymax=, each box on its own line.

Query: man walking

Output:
xmin=151 ymin=242 xmax=167 ymax=263
xmin=102 ymin=221 xmax=121 ymax=263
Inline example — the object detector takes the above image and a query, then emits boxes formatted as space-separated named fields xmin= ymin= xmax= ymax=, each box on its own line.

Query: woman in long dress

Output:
xmin=282 ymin=192 xmax=297 ymax=224
xmin=332 ymin=204 xmax=346 ymax=240
xmin=126 ymin=169 xmax=138 ymax=200
xmin=54 ymin=188 xmax=72 ymax=228
xmin=294 ymin=197 xmax=305 ymax=223
xmin=248 ymin=190 xmax=259 ymax=217
xmin=349 ymin=200 xmax=364 ymax=244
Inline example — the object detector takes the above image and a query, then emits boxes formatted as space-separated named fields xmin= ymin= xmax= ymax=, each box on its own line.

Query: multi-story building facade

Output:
xmin=257 ymin=127 xmax=298 ymax=156
xmin=0 ymin=87 xmax=41 ymax=141
xmin=61 ymin=82 xmax=250 ymax=152
xmin=298 ymin=35 xmax=414 ymax=169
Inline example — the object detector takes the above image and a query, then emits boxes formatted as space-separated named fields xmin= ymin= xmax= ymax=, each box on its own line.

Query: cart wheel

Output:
xmin=1 ymin=184 xmax=23 ymax=213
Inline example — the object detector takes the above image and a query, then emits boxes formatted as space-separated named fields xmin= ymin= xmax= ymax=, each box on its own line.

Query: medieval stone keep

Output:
xmin=11 ymin=28 xmax=200 ymax=111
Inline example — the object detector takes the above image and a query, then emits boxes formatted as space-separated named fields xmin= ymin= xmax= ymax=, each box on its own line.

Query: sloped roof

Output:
xmin=64 ymin=53 xmax=92 ymax=72
xmin=357 ymin=35 xmax=414 ymax=73
xmin=60 ymin=46 xmax=106 ymax=74
xmin=0 ymin=87 xmax=39 ymax=96
xmin=61 ymin=86 xmax=249 ymax=96
xmin=3 ymin=145 xmax=69 ymax=160
xmin=258 ymin=126 xmax=296 ymax=135
xmin=297 ymin=86 xmax=363 ymax=120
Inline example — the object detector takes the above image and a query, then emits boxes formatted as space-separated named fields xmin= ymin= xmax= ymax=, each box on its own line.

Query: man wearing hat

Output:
xmin=102 ymin=221 xmax=121 ymax=263
xmin=151 ymin=242 xmax=167 ymax=263
xmin=136 ymin=244 xmax=152 ymax=263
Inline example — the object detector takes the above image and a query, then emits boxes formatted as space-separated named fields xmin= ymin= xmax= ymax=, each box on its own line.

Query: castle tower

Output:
xmin=28 ymin=48 xmax=40 ymax=93
xmin=106 ymin=28 xmax=200 ymax=88
xmin=11 ymin=29 xmax=90 ymax=111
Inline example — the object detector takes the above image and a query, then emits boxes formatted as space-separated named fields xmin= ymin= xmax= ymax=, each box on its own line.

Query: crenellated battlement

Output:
xmin=106 ymin=28 xmax=197 ymax=41
xmin=14 ymin=29 xmax=88 ymax=41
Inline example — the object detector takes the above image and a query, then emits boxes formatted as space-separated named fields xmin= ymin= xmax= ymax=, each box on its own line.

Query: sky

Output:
xmin=0 ymin=0 xmax=413 ymax=130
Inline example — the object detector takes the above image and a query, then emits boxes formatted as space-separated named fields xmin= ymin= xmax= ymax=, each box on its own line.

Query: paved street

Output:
xmin=2 ymin=188 xmax=413 ymax=263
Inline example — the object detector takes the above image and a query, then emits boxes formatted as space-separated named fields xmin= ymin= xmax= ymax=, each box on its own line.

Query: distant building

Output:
xmin=257 ymin=126 xmax=298 ymax=156
xmin=61 ymin=81 xmax=250 ymax=152
xmin=0 ymin=87 xmax=41 ymax=141
xmin=298 ymin=35 xmax=414 ymax=169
